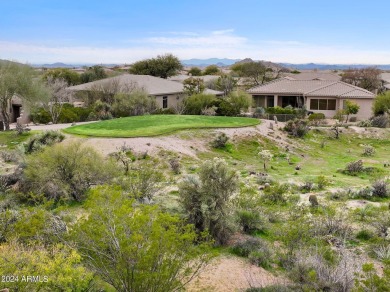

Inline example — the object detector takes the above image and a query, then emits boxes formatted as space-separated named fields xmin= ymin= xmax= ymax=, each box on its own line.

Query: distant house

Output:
xmin=168 ymin=74 xmax=220 ymax=84
xmin=247 ymin=78 xmax=375 ymax=120
xmin=283 ymin=71 xmax=342 ymax=81
xmin=67 ymin=74 xmax=223 ymax=110
xmin=381 ymin=73 xmax=390 ymax=91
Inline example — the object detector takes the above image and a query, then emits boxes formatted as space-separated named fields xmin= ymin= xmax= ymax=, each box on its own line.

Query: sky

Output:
xmin=1 ymin=0 xmax=390 ymax=65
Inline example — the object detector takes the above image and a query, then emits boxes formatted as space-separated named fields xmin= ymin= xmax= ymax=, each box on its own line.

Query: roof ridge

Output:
xmin=334 ymin=81 xmax=374 ymax=95
xmin=304 ymin=81 xmax=339 ymax=94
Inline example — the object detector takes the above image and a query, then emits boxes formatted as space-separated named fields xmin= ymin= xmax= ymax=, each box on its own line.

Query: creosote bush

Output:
xmin=23 ymin=142 xmax=118 ymax=202
xmin=284 ymin=119 xmax=309 ymax=137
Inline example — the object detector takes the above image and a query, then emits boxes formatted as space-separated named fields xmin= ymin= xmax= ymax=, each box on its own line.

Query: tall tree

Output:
xmin=231 ymin=61 xmax=276 ymax=86
xmin=216 ymin=74 xmax=237 ymax=96
xmin=80 ymin=65 xmax=108 ymax=83
xmin=183 ymin=77 xmax=205 ymax=95
xmin=341 ymin=67 xmax=382 ymax=92
xmin=129 ymin=54 xmax=183 ymax=79
xmin=44 ymin=77 xmax=73 ymax=123
xmin=0 ymin=61 xmax=44 ymax=130
xmin=42 ymin=68 xmax=81 ymax=85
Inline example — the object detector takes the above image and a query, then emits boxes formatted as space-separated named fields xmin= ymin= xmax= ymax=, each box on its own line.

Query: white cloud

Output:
xmin=1 ymin=30 xmax=390 ymax=64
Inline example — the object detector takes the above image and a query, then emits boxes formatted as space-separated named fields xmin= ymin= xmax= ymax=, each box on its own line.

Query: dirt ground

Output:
xmin=186 ymin=255 xmax=287 ymax=292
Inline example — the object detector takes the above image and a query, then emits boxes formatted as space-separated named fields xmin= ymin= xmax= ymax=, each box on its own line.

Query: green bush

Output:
xmin=23 ymin=142 xmax=118 ymax=202
xmin=262 ymin=183 xmax=289 ymax=204
xmin=215 ymin=99 xmax=240 ymax=116
xmin=266 ymin=106 xmax=296 ymax=115
xmin=231 ymin=237 xmax=272 ymax=268
xmin=30 ymin=107 xmax=52 ymax=124
xmin=183 ymin=93 xmax=217 ymax=115
xmin=308 ymin=113 xmax=325 ymax=121
xmin=373 ymin=91 xmax=390 ymax=116
xmin=236 ymin=210 xmax=266 ymax=234
xmin=30 ymin=105 xmax=93 ymax=124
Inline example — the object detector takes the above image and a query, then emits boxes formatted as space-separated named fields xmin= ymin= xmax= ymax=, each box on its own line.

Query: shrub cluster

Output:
xmin=284 ymin=119 xmax=309 ymax=137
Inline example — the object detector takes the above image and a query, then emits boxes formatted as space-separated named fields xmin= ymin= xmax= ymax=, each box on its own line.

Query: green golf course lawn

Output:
xmin=63 ymin=115 xmax=260 ymax=137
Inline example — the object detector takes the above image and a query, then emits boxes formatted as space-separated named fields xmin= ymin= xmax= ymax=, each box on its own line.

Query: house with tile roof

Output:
xmin=247 ymin=78 xmax=375 ymax=120
xmin=283 ymin=71 xmax=342 ymax=81
xmin=67 ymin=74 xmax=223 ymax=110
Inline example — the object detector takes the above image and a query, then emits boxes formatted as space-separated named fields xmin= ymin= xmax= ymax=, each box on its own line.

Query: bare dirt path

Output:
xmin=186 ymin=255 xmax=287 ymax=292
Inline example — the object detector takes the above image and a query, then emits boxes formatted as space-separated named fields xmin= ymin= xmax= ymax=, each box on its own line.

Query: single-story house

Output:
xmin=67 ymin=74 xmax=223 ymax=110
xmin=168 ymin=74 xmax=220 ymax=84
xmin=247 ymin=78 xmax=375 ymax=120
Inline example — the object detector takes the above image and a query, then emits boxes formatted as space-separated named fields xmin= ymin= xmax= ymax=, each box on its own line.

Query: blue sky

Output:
xmin=1 ymin=0 xmax=389 ymax=64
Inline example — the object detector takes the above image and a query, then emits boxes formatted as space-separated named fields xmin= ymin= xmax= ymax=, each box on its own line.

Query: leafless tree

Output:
xmin=45 ymin=77 xmax=72 ymax=124
xmin=341 ymin=67 xmax=382 ymax=92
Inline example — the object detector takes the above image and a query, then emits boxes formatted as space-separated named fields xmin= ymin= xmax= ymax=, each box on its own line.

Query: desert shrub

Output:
xmin=358 ymin=120 xmax=372 ymax=127
xmin=30 ymin=107 xmax=52 ymax=124
xmin=309 ymin=195 xmax=319 ymax=207
xmin=354 ymin=263 xmax=390 ymax=291
xmin=372 ymin=244 xmax=390 ymax=262
xmin=169 ymin=158 xmax=181 ymax=174
xmin=315 ymin=214 xmax=352 ymax=239
xmin=111 ymin=91 xmax=157 ymax=117
xmin=253 ymin=107 xmax=265 ymax=118
xmin=262 ymin=183 xmax=289 ymax=204
xmin=0 ymin=241 xmax=93 ymax=292
xmin=0 ymin=150 xmax=20 ymax=163
xmin=344 ymin=160 xmax=364 ymax=175
xmin=246 ymin=286 xmax=296 ymax=292
xmin=370 ymin=211 xmax=390 ymax=238
xmin=179 ymin=158 xmax=239 ymax=245
xmin=372 ymin=180 xmax=389 ymax=198
xmin=22 ymin=130 xmax=65 ymax=154
xmin=348 ymin=187 xmax=373 ymax=199
xmin=362 ymin=144 xmax=375 ymax=156
xmin=153 ymin=107 xmax=177 ymax=115
xmin=356 ymin=229 xmax=374 ymax=241
xmin=333 ymin=110 xmax=345 ymax=122
xmin=236 ymin=209 xmax=266 ymax=234
xmin=371 ymin=115 xmax=389 ymax=128
xmin=300 ymin=180 xmax=316 ymax=193
xmin=266 ymin=106 xmax=296 ymax=115
xmin=30 ymin=105 xmax=93 ymax=124
xmin=373 ymin=91 xmax=390 ymax=116
xmin=215 ymin=99 xmax=240 ymax=116
xmin=284 ymin=119 xmax=309 ymax=137
xmin=183 ymin=93 xmax=217 ymax=115
xmin=308 ymin=113 xmax=325 ymax=124
xmin=317 ymin=175 xmax=330 ymax=190
xmin=93 ymin=100 xmax=113 ymax=120
xmin=23 ymin=142 xmax=118 ymax=202
xmin=226 ymin=90 xmax=253 ymax=113
xmin=119 ymin=161 xmax=164 ymax=202
xmin=71 ymin=187 xmax=212 ymax=292
xmin=211 ymin=132 xmax=229 ymax=148
xmin=231 ymin=237 xmax=272 ymax=268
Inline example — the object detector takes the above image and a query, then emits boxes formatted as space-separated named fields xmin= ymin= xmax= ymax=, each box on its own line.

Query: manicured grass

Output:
xmin=63 ymin=115 xmax=260 ymax=137
xmin=0 ymin=131 xmax=35 ymax=149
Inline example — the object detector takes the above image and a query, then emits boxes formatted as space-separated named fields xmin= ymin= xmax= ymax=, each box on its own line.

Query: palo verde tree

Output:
xmin=72 ymin=187 xmax=211 ymax=292
xmin=129 ymin=54 xmax=183 ymax=79
xmin=0 ymin=61 xmax=45 ymax=130
xmin=179 ymin=158 xmax=239 ymax=245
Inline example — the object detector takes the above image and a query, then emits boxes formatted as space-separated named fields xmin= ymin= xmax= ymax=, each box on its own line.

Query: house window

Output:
xmin=162 ymin=96 xmax=168 ymax=108
xmin=310 ymin=99 xmax=336 ymax=110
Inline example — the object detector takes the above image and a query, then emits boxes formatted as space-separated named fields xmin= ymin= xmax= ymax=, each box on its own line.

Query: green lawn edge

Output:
xmin=63 ymin=115 xmax=260 ymax=138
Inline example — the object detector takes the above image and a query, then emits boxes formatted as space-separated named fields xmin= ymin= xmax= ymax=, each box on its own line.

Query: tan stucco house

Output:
xmin=67 ymin=74 xmax=223 ymax=110
xmin=247 ymin=78 xmax=375 ymax=120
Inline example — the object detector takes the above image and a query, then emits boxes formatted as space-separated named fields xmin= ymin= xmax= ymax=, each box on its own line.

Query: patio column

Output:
xmin=274 ymin=95 xmax=278 ymax=107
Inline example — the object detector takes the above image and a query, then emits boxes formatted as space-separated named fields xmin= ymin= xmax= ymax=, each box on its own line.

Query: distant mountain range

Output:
xmin=29 ymin=59 xmax=390 ymax=71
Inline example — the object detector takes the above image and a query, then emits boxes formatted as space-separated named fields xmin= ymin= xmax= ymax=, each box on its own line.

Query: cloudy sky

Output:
xmin=1 ymin=0 xmax=390 ymax=64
